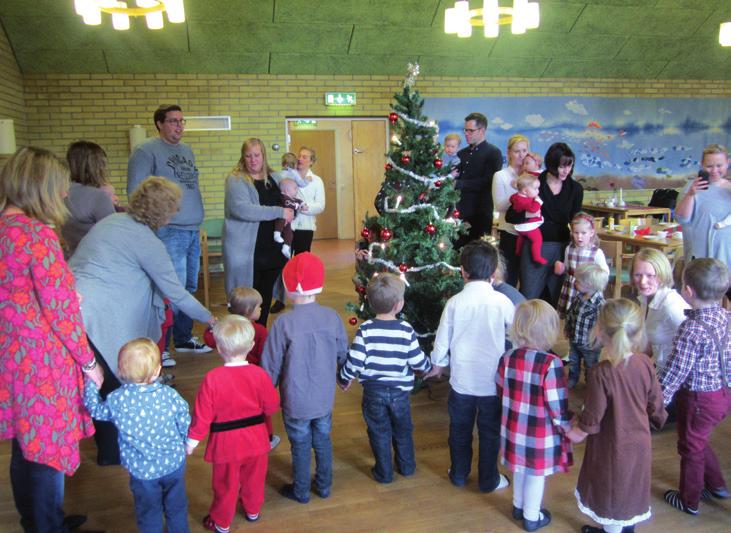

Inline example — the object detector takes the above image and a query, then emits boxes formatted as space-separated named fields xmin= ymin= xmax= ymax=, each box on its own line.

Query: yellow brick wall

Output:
xmin=12 ymin=72 xmax=731 ymax=217
xmin=0 ymin=25 xmax=25 ymax=149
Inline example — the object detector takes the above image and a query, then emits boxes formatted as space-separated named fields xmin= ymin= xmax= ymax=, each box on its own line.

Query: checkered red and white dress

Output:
xmin=496 ymin=347 xmax=573 ymax=476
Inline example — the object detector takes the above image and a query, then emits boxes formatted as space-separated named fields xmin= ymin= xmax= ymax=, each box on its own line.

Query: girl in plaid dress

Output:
xmin=497 ymin=300 xmax=573 ymax=532
xmin=555 ymin=213 xmax=609 ymax=318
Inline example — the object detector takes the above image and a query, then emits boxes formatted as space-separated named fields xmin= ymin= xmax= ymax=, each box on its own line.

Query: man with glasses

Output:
xmin=455 ymin=112 xmax=503 ymax=248
xmin=127 ymin=104 xmax=211 ymax=365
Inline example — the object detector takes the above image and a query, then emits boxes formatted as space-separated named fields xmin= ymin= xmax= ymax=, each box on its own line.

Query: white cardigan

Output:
xmin=292 ymin=170 xmax=326 ymax=232
xmin=639 ymin=286 xmax=690 ymax=371
xmin=492 ymin=167 xmax=518 ymax=235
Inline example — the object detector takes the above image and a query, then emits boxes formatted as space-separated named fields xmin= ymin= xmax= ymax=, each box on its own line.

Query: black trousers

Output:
xmin=88 ymin=338 xmax=122 ymax=466
xmin=498 ymin=230 xmax=520 ymax=288
xmin=293 ymin=229 xmax=314 ymax=255
xmin=254 ymin=267 xmax=283 ymax=326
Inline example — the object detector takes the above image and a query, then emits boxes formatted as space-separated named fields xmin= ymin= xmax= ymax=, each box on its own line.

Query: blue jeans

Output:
xmin=10 ymin=439 xmax=67 ymax=533
xmin=129 ymin=463 xmax=189 ymax=533
xmin=156 ymin=227 xmax=200 ymax=346
xmin=283 ymin=413 xmax=333 ymax=499
xmin=568 ymin=342 xmax=600 ymax=386
xmin=447 ymin=390 xmax=502 ymax=492
xmin=361 ymin=386 xmax=416 ymax=483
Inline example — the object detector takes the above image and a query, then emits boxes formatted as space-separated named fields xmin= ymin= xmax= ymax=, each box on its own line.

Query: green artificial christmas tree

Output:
xmin=347 ymin=64 xmax=465 ymax=354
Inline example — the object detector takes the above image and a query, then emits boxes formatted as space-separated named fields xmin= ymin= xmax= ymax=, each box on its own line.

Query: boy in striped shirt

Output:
xmin=338 ymin=273 xmax=432 ymax=483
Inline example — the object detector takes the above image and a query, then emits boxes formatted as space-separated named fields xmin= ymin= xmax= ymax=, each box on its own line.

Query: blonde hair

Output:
xmin=281 ymin=152 xmax=297 ymax=169
xmin=515 ymin=174 xmax=538 ymax=191
xmin=683 ymin=258 xmax=730 ymax=302
xmin=229 ymin=286 xmax=263 ymax=318
xmin=117 ymin=338 xmax=161 ymax=383
xmin=0 ymin=146 xmax=69 ymax=226
xmin=596 ymin=298 xmax=646 ymax=366
xmin=299 ymin=146 xmax=317 ymax=164
xmin=631 ymin=248 xmax=673 ymax=289
xmin=507 ymin=134 xmax=530 ymax=165
xmin=232 ymin=138 xmax=273 ymax=185
xmin=510 ymin=299 xmax=559 ymax=351
xmin=524 ymin=151 xmax=543 ymax=168
xmin=575 ymin=263 xmax=609 ymax=294
xmin=702 ymin=143 xmax=728 ymax=161
xmin=66 ymin=140 xmax=109 ymax=187
xmin=127 ymin=177 xmax=181 ymax=230
xmin=570 ymin=211 xmax=599 ymax=247
xmin=444 ymin=133 xmax=461 ymax=144
xmin=367 ymin=273 xmax=405 ymax=314
xmin=213 ymin=315 xmax=255 ymax=361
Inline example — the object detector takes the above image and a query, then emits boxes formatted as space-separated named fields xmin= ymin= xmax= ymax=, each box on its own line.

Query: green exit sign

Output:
xmin=325 ymin=92 xmax=356 ymax=106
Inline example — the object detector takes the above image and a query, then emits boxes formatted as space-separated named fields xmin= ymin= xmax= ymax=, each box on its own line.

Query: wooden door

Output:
xmin=288 ymin=130 xmax=338 ymax=239
xmin=352 ymin=120 xmax=388 ymax=234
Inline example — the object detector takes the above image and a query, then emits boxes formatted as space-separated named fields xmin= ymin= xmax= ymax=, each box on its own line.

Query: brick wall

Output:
xmin=0 ymin=25 xmax=25 ymax=149
xmin=9 ymin=68 xmax=731 ymax=217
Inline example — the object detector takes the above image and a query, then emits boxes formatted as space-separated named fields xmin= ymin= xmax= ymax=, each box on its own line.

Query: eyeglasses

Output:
xmin=165 ymin=119 xmax=186 ymax=126
xmin=463 ymin=127 xmax=483 ymax=134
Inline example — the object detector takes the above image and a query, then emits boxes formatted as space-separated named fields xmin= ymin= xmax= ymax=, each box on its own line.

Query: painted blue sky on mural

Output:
xmin=424 ymin=96 xmax=731 ymax=190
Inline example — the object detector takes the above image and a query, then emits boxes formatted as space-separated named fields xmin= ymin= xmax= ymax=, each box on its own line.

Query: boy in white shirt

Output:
xmin=427 ymin=240 xmax=515 ymax=493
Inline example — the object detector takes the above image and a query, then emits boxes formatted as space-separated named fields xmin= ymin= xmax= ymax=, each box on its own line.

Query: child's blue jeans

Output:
xmin=568 ymin=342 xmax=600 ymax=386
xmin=361 ymin=385 xmax=416 ymax=482
xmin=129 ymin=462 xmax=189 ymax=533
xmin=283 ymin=413 xmax=333 ymax=499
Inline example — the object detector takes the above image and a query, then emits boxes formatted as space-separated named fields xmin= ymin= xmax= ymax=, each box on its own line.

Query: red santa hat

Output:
xmin=282 ymin=252 xmax=324 ymax=296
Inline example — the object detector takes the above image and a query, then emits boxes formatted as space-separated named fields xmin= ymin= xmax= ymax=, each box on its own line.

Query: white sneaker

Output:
xmin=161 ymin=351 xmax=176 ymax=367
xmin=273 ymin=231 xmax=284 ymax=243
xmin=270 ymin=434 xmax=281 ymax=450
xmin=281 ymin=244 xmax=291 ymax=259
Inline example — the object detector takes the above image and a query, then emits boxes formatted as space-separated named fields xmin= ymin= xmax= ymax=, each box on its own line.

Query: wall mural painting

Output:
xmin=425 ymin=97 xmax=731 ymax=191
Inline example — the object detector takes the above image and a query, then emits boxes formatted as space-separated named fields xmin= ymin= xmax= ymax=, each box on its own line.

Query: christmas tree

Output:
xmin=348 ymin=64 xmax=465 ymax=354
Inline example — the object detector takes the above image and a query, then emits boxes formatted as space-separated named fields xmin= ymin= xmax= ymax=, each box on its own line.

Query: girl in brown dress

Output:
xmin=567 ymin=299 xmax=667 ymax=533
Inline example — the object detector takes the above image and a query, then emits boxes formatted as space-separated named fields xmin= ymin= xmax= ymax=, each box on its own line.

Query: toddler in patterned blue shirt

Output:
xmin=85 ymin=338 xmax=191 ymax=533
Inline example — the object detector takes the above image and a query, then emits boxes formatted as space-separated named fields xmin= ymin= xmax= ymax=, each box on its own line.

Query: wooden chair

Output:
xmin=599 ymin=239 xmax=633 ymax=299
xmin=200 ymin=218 xmax=224 ymax=309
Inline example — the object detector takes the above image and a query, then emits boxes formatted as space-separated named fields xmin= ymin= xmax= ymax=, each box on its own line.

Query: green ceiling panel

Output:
xmin=350 ymin=26 xmax=497 ymax=56
xmin=615 ymin=37 xmax=691 ymax=61
xmin=186 ymin=0 xmax=273 ymax=22
xmin=545 ymin=58 xmax=668 ymax=78
xmin=0 ymin=0 xmax=71 ymax=17
xmin=274 ymin=0 xmax=440 ymax=26
xmin=419 ymin=55 xmax=551 ymax=77
xmin=490 ymin=32 xmax=625 ymax=59
xmin=572 ymin=6 xmax=709 ymax=37
xmin=270 ymin=53 xmax=414 ymax=75
xmin=189 ymin=21 xmax=351 ymax=53
xmin=16 ymin=49 xmax=107 ymax=74
xmin=658 ymin=59 xmax=731 ymax=80
xmin=104 ymin=51 xmax=269 ymax=74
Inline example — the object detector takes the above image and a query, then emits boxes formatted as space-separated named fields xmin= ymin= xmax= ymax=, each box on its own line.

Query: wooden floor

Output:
xmin=1 ymin=239 xmax=729 ymax=532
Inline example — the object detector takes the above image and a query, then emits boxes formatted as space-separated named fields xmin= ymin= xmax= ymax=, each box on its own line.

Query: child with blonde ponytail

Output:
xmin=567 ymin=299 xmax=667 ymax=533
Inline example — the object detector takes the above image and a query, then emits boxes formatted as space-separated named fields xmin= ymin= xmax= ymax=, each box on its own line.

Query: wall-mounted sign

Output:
xmin=325 ymin=92 xmax=356 ymax=106
xmin=294 ymin=120 xmax=318 ymax=127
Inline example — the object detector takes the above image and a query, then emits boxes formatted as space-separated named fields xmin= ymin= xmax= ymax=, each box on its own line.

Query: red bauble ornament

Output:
xmin=418 ymin=192 xmax=427 ymax=202
xmin=400 ymin=155 xmax=411 ymax=165
xmin=380 ymin=228 xmax=393 ymax=241
xmin=388 ymin=112 xmax=398 ymax=124
xmin=349 ymin=317 xmax=358 ymax=326
xmin=434 ymin=180 xmax=442 ymax=188
xmin=385 ymin=162 xmax=393 ymax=171
xmin=398 ymin=263 xmax=408 ymax=272
xmin=434 ymin=158 xmax=443 ymax=169
xmin=361 ymin=228 xmax=371 ymax=239
xmin=356 ymin=286 xmax=366 ymax=295
xmin=452 ymin=209 xmax=461 ymax=219
xmin=425 ymin=223 xmax=437 ymax=235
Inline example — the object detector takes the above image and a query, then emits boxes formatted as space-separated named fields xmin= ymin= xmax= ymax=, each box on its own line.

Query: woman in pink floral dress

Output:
xmin=0 ymin=146 xmax=103 ymax=532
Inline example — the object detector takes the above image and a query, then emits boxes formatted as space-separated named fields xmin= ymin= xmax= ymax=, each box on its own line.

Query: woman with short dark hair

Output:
xmin=518 ymin=143 xmax=584 ymax=304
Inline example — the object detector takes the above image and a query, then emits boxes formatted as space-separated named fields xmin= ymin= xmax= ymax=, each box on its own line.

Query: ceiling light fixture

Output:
xmin=73 ymin=0 xmax=185 ymax=31
xmin=445 ymin=0 xmax=539 ymax=38
xmin=721 ymin=22 xmax=731 ymax=47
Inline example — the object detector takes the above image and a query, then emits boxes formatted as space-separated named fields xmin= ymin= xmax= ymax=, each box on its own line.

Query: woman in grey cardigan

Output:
xmin=223 ymin=138 xmax=294 ymax=324
xmin=70 ymin=176 xmax=214 ymax=464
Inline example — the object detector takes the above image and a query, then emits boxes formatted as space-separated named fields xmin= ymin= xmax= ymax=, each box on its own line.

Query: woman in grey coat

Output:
xmin=223 ymin=138 xmax=294 ymax=325
xmin=70 ymin=176 xmax=214 ymax=464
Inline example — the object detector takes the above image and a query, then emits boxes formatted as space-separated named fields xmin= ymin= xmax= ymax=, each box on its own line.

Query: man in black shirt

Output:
xmin=454 ymin=112 xmax=503 ymax=248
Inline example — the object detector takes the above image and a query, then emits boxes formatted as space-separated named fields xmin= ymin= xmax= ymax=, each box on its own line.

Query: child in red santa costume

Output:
xmin=510 ymin=174 xmax=547 ymax=265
